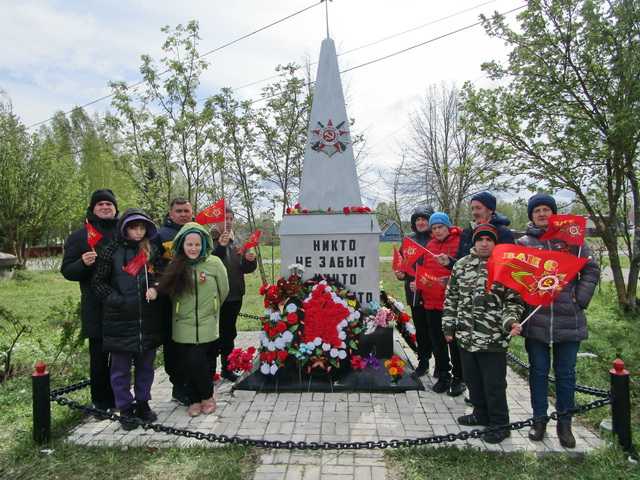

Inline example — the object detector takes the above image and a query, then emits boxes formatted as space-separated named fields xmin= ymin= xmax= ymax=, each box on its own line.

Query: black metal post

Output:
xmin=610 ymin=357 xmax=633 ymax=453
xmin=32 ymin=361 xmax=51 ymax=444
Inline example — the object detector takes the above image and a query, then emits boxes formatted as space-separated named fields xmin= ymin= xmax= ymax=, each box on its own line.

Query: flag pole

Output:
xmin=520 ymin=305 xmax=542 ymax=328
xmin=144 ymin=264 xmax=150 ymax=303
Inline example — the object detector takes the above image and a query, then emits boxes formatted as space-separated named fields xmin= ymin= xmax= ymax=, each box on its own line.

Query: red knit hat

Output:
xmin=472 ymin=223 xmax=498 ymax=244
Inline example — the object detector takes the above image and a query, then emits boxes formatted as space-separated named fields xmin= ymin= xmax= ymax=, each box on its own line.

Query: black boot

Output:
xmin=557 ymin=422 xmax=576 ymax=448
xmin=484 ymin=428 xmax=511 ymax=444
xmin=528 ymin=420 xmax=546 ymax=441
xmin=431 ymin=377 xmax=450 ymax=394
xmin=414 ymin=359 xmax=429 ymax=377
xmin=447 ymin=378 xmax=466 ymax=397
xmin=135 ymin=401 xmax=158 ymax=423
xmin=119 ymin=406 xmax=139 ymax=431
xmin=457 ymin=413 xmax=489 ymax=427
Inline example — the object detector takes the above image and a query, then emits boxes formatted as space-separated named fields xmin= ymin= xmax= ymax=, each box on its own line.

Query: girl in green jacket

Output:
xmin=157 ymin=223 xmax=229 ymax=417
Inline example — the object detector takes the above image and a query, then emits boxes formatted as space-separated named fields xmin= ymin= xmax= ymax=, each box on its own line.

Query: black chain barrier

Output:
xmin=49 ymin=343 xmax=612 ymax=450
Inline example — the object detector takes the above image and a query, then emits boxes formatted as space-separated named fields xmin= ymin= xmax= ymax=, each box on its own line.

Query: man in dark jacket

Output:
xmin=61 ymin=189 xmax=118 ymax=411
xmin=394 ymin=206 xmax=434 ymax=377
xmin=512 ymin=193 xmax=600 ymax=448
xmin=456 ymin=192 xmax=515 ymax=260
xmin=211 ymin=207 xmax=257 ymax=381
xmin=154 ymin=197 xmax=193 ymax=405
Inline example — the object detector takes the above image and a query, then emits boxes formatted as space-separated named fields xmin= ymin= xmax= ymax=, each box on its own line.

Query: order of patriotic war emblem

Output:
xmin=310 ymin=119 xmax=349 ymax=157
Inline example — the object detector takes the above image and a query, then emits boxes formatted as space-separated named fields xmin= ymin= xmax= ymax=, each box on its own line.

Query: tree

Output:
xmin=0 ymin=99 xmax=83 ymax=265
xmin=255 ymin=64 xmax=312 ymax=216
xmin=462 ymin=0 xmax=640 ymax=311
xmin=109 ymin=21 xmax=216 ymax=218
xmin=402 ymin=83 xmax=505 ymax=224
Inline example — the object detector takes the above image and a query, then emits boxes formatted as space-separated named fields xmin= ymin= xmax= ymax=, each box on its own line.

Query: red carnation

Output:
xmin=286 ymin=207 xmax=292 ymax=214
xmin=294 ymin=203 xmax=301 ymax=209
xmin=350 ymin=206 xmax=358 ymax=212
xmin=302 ymin=209 xmax=309 ymax=214
xmin=276 ymin=322 xmax=287 ymax=333
xmin=399 ymin=312 xmax=410 ymax=323
xmin=343 ymin=207 xmax=350 ymax=215
xmin=286 ymin=312 xmax=298 ymax=325
xmin=262 ymin=323 xmax=270 ymax=332
xmin=277 ymin=350 xmax=288 ymax=362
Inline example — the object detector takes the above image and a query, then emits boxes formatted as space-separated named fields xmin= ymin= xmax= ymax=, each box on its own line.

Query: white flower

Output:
xmin=267 ymin=342 xmax=276 ymax=351
xmin=406 ymin=325 xmax=416 ymax=334
xmin=365 ymin=323 xmax=376 ymax=335
xmin=322 ymin=342 xmax=331 ymax=351
xmin=282 ymin=331 xmax=293 ymax=342
xmin=314 ymin=337 xmax=322 ymax=346
xmin=261 ymin=337 xmax=270 ymax=347
xmin=264 ymin=309 xmax=272 ymax=316
xmin=339 ymin=320 xmax=348 ymax=328
xmin=338 ymin=331 xmax=346 ymax=340
xmin=325 ymin=286 xmax=332 ymax=293
xmin=260 ymin=363 xmax=270 ymax=375
xmin=307 ymin=342 xmax=316 ymax=350
xmin=330 ymin=348 xmax=339 ymax=358
xmin=353 ymin=311 xmax=361 ymax=319
xmin=270 ymin=312 xmax=281 ymax=321
xmin=337 ymin=350 xmax=347 ymax=360
xmin=286 ymin=303 xmax=298 ymax=313
xmin=396 ymin=302 xmax=405 ymax=311
xmin=270 ymin=364 xmax=279 ymax=375
xmin=274 ymin=338 xmax=285 ymax=349
xmin=340 ymin=341 xmax=346 ymax=349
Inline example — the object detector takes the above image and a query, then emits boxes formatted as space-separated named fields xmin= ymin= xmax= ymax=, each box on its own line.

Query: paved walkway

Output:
xmin=66 ymin=332 xmax=604 ymax=479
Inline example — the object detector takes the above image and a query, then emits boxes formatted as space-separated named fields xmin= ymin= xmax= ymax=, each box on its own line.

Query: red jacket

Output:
xmin=420 ymin=227 xmax=461 ymax=310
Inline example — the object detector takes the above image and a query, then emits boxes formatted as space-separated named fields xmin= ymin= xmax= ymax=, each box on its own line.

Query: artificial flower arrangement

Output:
xmin=362 ymin=303 xmax=398 ymax=335
xmin=257 ymin=271 xmax=364 ymax=376
xmin=285 ymin=203 xmax=373 ymax=215
xmin=226 ymin=346 xmax=256 ymax=376
xmin=384 ymin=355 xmax=407 ymax=382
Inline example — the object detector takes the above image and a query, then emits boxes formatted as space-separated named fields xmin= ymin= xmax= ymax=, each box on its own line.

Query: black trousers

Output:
xmin=425 ymin=309 xmax=462 ymax=380
xmin=212 ymin=300 xmax=243 ymax=372
xmin=460 ymin=348 xmax=509 ymax=426
xmin=176 ymin=342 xmax=214 ymax=404
xmin=88 ymin=337 xmax=114 ymax=408
xmin=161 ymin=304 xmax=183 ymax=389
xmin=410 ymin=305 xmax=433 ymax=364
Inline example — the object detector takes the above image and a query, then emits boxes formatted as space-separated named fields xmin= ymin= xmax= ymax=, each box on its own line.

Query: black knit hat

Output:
xmin=410 ymin=205 xmax=434 ymax=232
xmin=527 ymin=193 xmax=557 ymax=220
xmin=470 ymin=191 xmax=497 ymax=212
xmin=472 ymin=223 xmax=498 ymax=244
xmin=89 ymin=189 xmax=118 ymax=212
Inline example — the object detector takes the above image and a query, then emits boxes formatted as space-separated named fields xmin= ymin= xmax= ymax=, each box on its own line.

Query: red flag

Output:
xmin=122 ymin=250 xmax=148 ymax=276
xmin=85 ymin=221 xmax=103 ymax=250
xmin=400 ymin=237 xmax=427 ymax=275
xmin=195 ymin=199 xmax=225 ymax=225
xmin=414 ymin=257 xmax=450 ymax=295
xmin=539 ymin=214 xmax=587 ymax=246
xmin=240 ymin=229 xmax=262 ymax=253
xmin=487 ymin=244 xmax=588 ymax=306
xmin=392 ymin=246 xmax=403 ymax=272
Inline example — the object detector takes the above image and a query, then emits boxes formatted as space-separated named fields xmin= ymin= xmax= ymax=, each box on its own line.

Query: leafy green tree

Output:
xmin=462 ymin=0 xmax=640 ymax=311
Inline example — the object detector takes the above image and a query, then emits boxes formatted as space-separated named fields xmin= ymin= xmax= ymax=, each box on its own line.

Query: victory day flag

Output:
xmin=400 ymin=237 xmax=428 ymax=275
xmin=240 ymin=229 xmax=262 ymax=253
xmin=414 ymin=256 xmax=451 ymax=297
xmin=195 ymin=198 xmax=225 ymax=225
xmin=85 ymin=221 xmax=103 ymax=250
xmin=487 ymin=244 xmax=588 ymax=306
xmin=392 ymin=246 xmax=403 ymax=272
xmin=122 ymin=250 xmax=148 ymax=276
xmin=539 ymin=214 xmax=587 ymax=246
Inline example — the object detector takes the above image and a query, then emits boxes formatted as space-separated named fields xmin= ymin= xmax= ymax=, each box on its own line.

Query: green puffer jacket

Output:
xmin=171 ymin=223 xmax=230 ymax=344
xmin=442 ymin=248 xmax=524 ymax=352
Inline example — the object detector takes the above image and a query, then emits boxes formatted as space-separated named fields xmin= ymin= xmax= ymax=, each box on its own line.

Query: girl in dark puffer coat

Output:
xmin=512 ymin=194 xmax=600 ymax=448
xmin=92 ymin=208 xmax=164 ymax=430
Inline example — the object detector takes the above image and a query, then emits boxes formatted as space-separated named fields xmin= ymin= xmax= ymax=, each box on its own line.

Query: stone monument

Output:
xmin=279 ymin=37 xmax=380 ymax=305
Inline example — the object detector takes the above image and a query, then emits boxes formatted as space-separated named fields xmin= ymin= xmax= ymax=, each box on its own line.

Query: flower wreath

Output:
xmin=380 ymin=290 xmax=417 ymax=352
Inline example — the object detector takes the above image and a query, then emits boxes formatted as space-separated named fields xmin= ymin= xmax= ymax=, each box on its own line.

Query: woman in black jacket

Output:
xmin=513 ymin=194 xmax=600 ymax=448
xmin=92 ymin=209 xmax=164 ymax=429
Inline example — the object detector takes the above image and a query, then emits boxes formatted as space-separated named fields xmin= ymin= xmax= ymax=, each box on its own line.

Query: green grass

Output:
xmin=387 ymin=445 xmax=638 ymax=480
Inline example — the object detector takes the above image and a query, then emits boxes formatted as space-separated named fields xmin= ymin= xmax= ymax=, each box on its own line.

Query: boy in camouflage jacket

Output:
xmin=442 ymin=224 xmax=524 ymax=444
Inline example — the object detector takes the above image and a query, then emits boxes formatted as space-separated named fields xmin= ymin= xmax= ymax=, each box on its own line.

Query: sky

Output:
xmin=0 ymin=0 xmax=533 ymax=205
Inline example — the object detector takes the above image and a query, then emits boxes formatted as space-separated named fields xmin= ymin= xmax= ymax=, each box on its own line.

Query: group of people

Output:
xmin=397 ymin=192 xmax=599 ymax=445
xmin=61 ymin=190 xmax=256 ymax=428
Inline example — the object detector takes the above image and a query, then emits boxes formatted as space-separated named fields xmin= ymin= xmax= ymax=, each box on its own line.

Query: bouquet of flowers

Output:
xmin=226 ymin=347 xmax=256 ymax=375
xmin=384 ymin=355 xmax=406 ymax=382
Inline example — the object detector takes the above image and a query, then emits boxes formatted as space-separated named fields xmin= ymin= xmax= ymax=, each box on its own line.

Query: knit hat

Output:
xmin=410 ymin=205 xmax=434 ymax=232
xmin=527 ymin=193 xmax=557 ymax=220
xmin=472 ymin=223 xmax=498 ymax=244
xmin=89 ymin=189 xmax=118 ymax=212
xmin=428 ymin=212 xmax=451 ymax=228
xmin=470 ymin=192 xmax=497 ymax=212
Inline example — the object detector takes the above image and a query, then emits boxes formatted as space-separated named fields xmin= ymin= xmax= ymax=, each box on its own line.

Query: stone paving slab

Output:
xmin=65 ymin=332 xmax=605 ymax=479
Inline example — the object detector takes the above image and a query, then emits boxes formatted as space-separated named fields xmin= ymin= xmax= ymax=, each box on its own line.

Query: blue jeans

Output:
xmin=525 ymin=338 xmax=580 ymax=423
